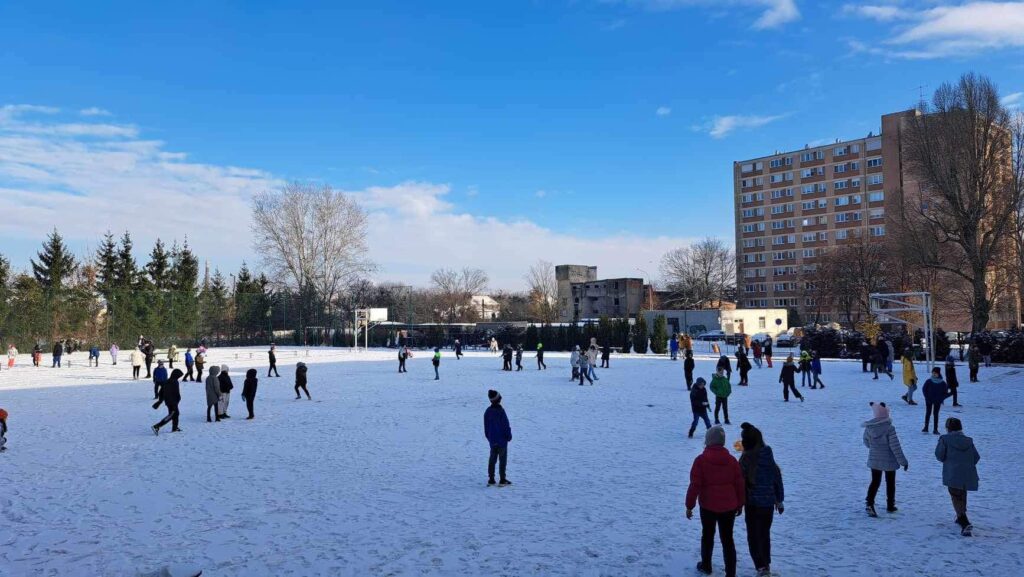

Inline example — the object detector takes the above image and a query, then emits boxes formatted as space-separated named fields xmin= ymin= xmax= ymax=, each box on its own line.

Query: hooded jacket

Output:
xmin=218 ymin=366 xmax=234 ymax=394
xmin=902 ymin=357 xmax=917 ymax=385
xmin=242 ymin=369 xmax=258 ymax=399
xmin=779 ymin=361 xmax=797 ymax=386
xmin=810 ymin=357 xmax=822 ymax=375
xmin=716 ymin=355 xmax=732 ymax=372
xmin=160 ymin=369 xmax=183 ymax=405
xmin=736 ymin=350 xmax=752 ymax=371
xmin=862 ymin=415 xmax=908 ymax=471
xmin=130 ymin=349 xmax=144 ymax=367
xmin=690 ymin=382 xmax=710 ymax=413
xmin=295 ymin=363 xmax=308 ymax=386
xmin=570 ymin=348 xmax=581 ymax=367
xmin=922 ymin=376 xmax=949 ymax=405
xmin=740 ymin=445 xmax=784 ymax=508
xmin=167 ymin=345 xmax=178 ymax=361
xmin=935 ymin=431 xmax=980 ymax=491
xmin=205 ymin=366 xmax=222 ymax=405
xmin=685 ymin=445 xmax=745 ymax=513
xmin=710 ymin=374 xmax=731 ymax=398
xmin=484 ymin=402 xmax=512 ymax=447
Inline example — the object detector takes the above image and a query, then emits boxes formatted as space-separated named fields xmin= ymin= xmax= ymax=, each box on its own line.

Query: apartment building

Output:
xmin=733 ymin=111 xmax=907 ymax=323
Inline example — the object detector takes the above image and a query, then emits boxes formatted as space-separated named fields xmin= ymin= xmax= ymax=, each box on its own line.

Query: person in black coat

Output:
xmin=716 ymin=354 xmax=732 ymax=381
xmin=502 ymin=344 xmax=513 ymax=371
xmin=241 ymin=368 xmax=258 ymax=419
xmin=268 ymin=344 xmax=280 ymax=377
xmin=152 ymin=368 xmax=184 ymax=434
xmin=294 ymin=362 xmax=310 ymax=399
xmin=454 ymin=339 xmax=464 ymax=360
xmin=143 ymin=341 xmax=155 ymax=379
xmin=779 ymin=355 xmax=803 ymax=402
xmin=52 ymin=341 xmax=64 ymax=368
xmin=398 ymin=346 xmax=408 ymax=373
xmin=484 ymin=389 xmax=512 ymax=486
xmin=860 ymin=342 xmax=872 ymax=372
xmin=684 ymin=349 xmax=695 ymax=390
xmin=218 ymin=365 xmax=234 ymax=419
xmin=736 ymin=348 xmax=752 ymax=386
xmin=515 ymin=344 xmax=524 ymax=371
xmin=763 ymin=338 xmax=774 ymax=368
xmin=945 ymin=354 xmax=961 ymax=407
xmin=601 ymin=344 xmax=611 ymax=368
xmin=688 ymin=378 xmax=712 ymax=438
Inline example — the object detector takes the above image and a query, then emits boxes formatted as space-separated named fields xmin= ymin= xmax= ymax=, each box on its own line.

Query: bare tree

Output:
xmin=814 ymin=237 xmax=894 ymax=326
xmin=524 ymin=259 xmax=557 ymax=322
xmin=251 ymin=182 xmax=376 ymax=309
xmin=895 ymin=73 xmax=1024 ymax=331
xmin=659 ymin=237 xmax=736 ymax=309
xmin=430 ymin=267 xmax=489 ymax=323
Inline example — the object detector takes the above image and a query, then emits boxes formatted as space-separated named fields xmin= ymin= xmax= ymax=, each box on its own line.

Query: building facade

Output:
xmin=556 ymin=265 xmax=597 ymax=321
xmin=569 ymin=277 xmax=645 ymax=321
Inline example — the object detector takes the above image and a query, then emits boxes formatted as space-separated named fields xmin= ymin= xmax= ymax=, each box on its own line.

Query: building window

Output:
xmin=870 ymin=226 xmax=886 ymax=237
xmin=834 ymin=180 xmax=848 ymax=190
xmin=867 ymin=157 xmax=882 ymax=168
xmin=818 ymin=216 xmax=827 ymax=225
xmin=835 ymin=196 xmax=849 ymax=207
xmin=836 ymin=229 xmax=848 ymax=240
xmin=834 ymin=164 xmax=847 ymax=174
xmin=817 ymin=199 xmax=827 ymax=208
xmin=868 ymin=174 xmax=883 ymax=185
xmin=869 ymin=191 xmax=884 ymax=202
xmin=818 ymin=231 xmax=828 ymax=241
xmin=834 ymin=146 xmax=848 ymax=156
xmin=867 ymin=137 xmax=881 ymax=151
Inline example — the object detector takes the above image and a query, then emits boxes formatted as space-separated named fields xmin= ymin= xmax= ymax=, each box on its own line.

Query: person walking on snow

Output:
xmin=33 ymin=343 xmax=42 ymax=367
xmin=670 ymin=334 xmax=680 ymax=361
xmin=242 ymin=368 xmax=258 ymax=419
xmin=432 ymin=348 xmax=441 ymax=380
xmin=398 ymin=345 xmax=408 ymax=373
xmin=52 ymin=341 xmax=63 ymax=368
xmin=268 ymin=343 xmax=280 ymax=377
xmin=935 ymin=417 xmax=980 ymax=536
xmin=151 ymin=368 xmax=183 ymax=435
xmin=885 ymin=338 xmax=895 ymax=374
xmin=739 ymin=423 xmax=784 ymax=577
xmin=0 ymin=408 xmax=8 ymax=451
xmin=484 ymin=389 xmax=513 ymax=486
xmin=143 ymin=341 xmax=154 ymax=379
xmin=922 ymin=367 xmax=949 ymax=435
xmin=152 ymin=359 xmax=168 ymax=400
xmin=586 ymin=345 xmax=600 ymax=381
xmin=88 ymin=344 xmax=99 ymax=367
xmin=711 ymin=368 xmax=732 ymax=425
xmin=685 ymin=425 xmax=745 ymax=577
xmin=863 ymin=402 xmax=908 ymax=517
xmin=109 ymin=343 xmax=119 ymax=366
xmin=515 ymin=344 xmax=524 ymax=371
xmin=798 ymin=351 xmax=812 ymax=387
xmin=502 ymin=344 xmax=513 ymax=371
xmin=763 ymin=338 xmax=773 ymax=369
xmin=600 ymin=343 xmax=610 ymax=368
xmin=945 ymin=353 xmax=961 ymax=407
xmin=454 ymin=339 xmax=463 ymax=360
xmin=716 ymin=354 xmax=732 ymax=382
xmin=7 ymin=344 xmax=18 ymax=369
xmin=489 ymin=337 xmax=498 ymax=353
xmin=901 ymin=351 xmax=918 ymax=405
xmin=810 ymin=352 xmax=825 ymax=389
xmin=167 ymin=344 xmax=178 ymax=369
xmin=194 ymin=350 xmax=206 ymax=383
xmin=752 ymin=341 xmax=763 ymax=369
xmin=578 ymin=350 xmax=593 ymax=385
xmin=183 ymin=348 xmax=194 ymax=382
xmin=295 ymin=362 xmax=311 ymax=399
xmin=688 ymin=377 xmax=712 ymax=438
xmin=217 ymin=365 xmax=233 ymax=419
xmin=967 ymin=345 xmax=981 ymax=383
xmin=779 ymin=355 xmax=803 ymax=402
xmin=736 ymin=347 xmax=751 ymax=386
xmin=130 ymin=346 xmax=144 ymax=380
xmin=536 ymin=342 xmax=547 ymax=370
xmin=205 ymin=365 xmax=222 ymax=422
xmin=570 ymin=345 xmax=581 ymax=381
xmin=684 ymin=349 xmax=695 ymax=390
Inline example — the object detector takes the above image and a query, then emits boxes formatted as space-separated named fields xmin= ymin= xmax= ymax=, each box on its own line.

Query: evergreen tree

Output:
xmin=651 ymin=315 xmax=668 ymax=354
xmin=170 ymin=239 xmax=200 ymax=343
xmin=199 ymin=268 xmax=230 ymax=343
xmin=632 ymin=315 xmax=649 ymax=354
xmin=146 ymin=239 xmax=172 ymax=290
xmin=31 ymin=229 xmax=77 ymax=290
xmin=115 ymin=232 xmax=139 ymax=289
xmin=94 ymin=232 xmax=118 ymax=299
xmin=0 ymin=254 xmax=10 ymax=333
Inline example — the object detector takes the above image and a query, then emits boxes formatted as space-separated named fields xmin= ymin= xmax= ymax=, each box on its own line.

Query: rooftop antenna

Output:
xmin=915 ymin=84 xmax=929 ymax=108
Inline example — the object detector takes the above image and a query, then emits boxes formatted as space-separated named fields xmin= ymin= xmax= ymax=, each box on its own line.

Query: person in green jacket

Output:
xmin=710 ymin=367 xmax=732 ymax=425
xmin=432 ymin=347 xmax=441 ymax=380
xmin=536 ymin=342 xmax=546 ymax=370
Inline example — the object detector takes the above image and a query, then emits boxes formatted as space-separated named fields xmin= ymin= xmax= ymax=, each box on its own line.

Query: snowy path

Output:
xmin=0 ymin=348 xmax=1021 ymax=576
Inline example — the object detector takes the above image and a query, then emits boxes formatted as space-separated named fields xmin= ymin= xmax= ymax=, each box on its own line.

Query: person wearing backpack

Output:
xmin=935 ymin=417 xmax=980 ymax=536
xmin=739 ymin=423 xmax=784 ymax=577
xmin=685 ymin=425 xmax=744 ymax=577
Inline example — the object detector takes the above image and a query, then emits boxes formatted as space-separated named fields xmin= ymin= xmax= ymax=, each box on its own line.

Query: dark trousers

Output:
xmin=801 ymin=369 xmax=812 ymax=386
xmin=579 ymin=368 xmax=593 ymax=385
xmin=949 ymin=487 xmax=970 ymax=527
xmin=813 ymin=374 xmax=825 ymax=388
xmin=601 ymin=357 xmax=609 ymax=368
xmin=685 ymin=371 xmax=694 ymax=390
xmin=867 ymin=469 xmax=896 ymax=508
xmin=745 ymin=505 xmax=774 ymax=571
xmin=949 ymin=386 xmax=958 ymax=405
xmin=714 ymin=397 xmax=729 ymax=423
xmin=969 ymin=364 xmax=979 ymax=381
xmin=153 ymin=381 xmax=162 ymax=399
xmin=398 ymin=357 xmax=406 ymax=372
xmin=207 ymin=403 xmax=220 ymax=422
xmin=862 ymin=358 xmax=869 ymax=372
xmin=245 ymin=396 xmax=255 ymax=419
xmin=925 ymin=402 xmax=941 ymax=431
xmin=268 ymin=362 xmax=280 ymax=377
xmin=196 ymin=366 xmax=204 ymax=382
xmin=502 ymin=358 xmax=511 ymax=371
xmin=689 ymin=410 xmax=711 ymax=436
xmin=433 ymin=365 xmax=439 ymax=380
xmin=739 ymin=367 xmax=749 ymax=385
xmin=133 ymin=366 xmax=140 ymax=379
xmin=145 ymin=359 xmax=152 ymax=378
xmin=155 ymin=401 xmax=180 ymax=431
xmin=537 ymin=355 xmax=546 ymax=369
xmin=184 ymin=364 xmax=194 ymax=381
xmin=700 ymin=508 xmax=737 ymax=577
xmin=168 ymin=360 xmax=174 ymax=369
xmin=295 ymin=383 xmax=310 ymax=399
xmin=516 ymin=358 xmax=523 ymax=371
xmin=53 ymin=355 xmax=62 ymax=368
xmin=488 ymin=445 xmax=508 ymax=481
xmin=783 ymin=381 xmax=802 ymax=401
xmin=571 ymin=367 xmax=579 ymax=380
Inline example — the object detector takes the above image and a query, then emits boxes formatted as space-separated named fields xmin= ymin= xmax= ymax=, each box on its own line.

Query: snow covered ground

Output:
xmin=0 ymin=346 xmax=1021 ymax=576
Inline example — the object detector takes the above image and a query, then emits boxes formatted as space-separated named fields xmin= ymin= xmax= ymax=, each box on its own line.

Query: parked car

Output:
xmin=776 ymin=333 xmax=799 ymax=347
xmin=725 ymin=333 xmax=748 ymax=345
xmin=696 ymin=330 xmax=726 ymax=341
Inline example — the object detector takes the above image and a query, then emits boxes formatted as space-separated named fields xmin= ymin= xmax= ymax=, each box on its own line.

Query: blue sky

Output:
xmin=2 ymin=0 xmax=1023 ymax=289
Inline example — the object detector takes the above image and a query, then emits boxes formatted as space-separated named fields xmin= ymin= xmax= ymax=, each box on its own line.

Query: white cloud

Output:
xmin=1002 ymin=91 xmax=1023 ymax=108
xmin=0 ymin=104 xmax=697 ymax=290
xmin=846 ymin=1 xmax=1024 ymax=59
xmin=80 ymin=107 xmax=112 ymax=117
xmin=656 ymin=106 xmax=672 ymax=116
xmin=702 ymin=113 xmax=786 ymax=138
xmin=624 ymin=0 xmax=799 ymax=29
xmin=535 ymin=189 xmax=547 ymax=198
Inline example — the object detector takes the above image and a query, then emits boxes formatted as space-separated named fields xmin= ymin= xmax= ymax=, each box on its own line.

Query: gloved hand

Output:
xmin=776 ymin=502 xmax=784 ymax=515
xmin=903 ymin=464 xmax=909 ymax=472
xmin=686 ymin=508 xmax=693 ymax=520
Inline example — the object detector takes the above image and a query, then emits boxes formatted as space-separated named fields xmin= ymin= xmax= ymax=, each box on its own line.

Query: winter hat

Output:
xmin=705 ymin=425 xmax=726 ymax=448
xmin=870 ymin=402 xmax=889 ymax=420
xmin=740 ymin=422 xmax=763 ymax=451
xmin=157 ymin=359 xmax=164 ymax=365
xmin=786 ymin=354 xmax=794 ymax=363
xmin=694 ymin=377 xmax=706 ymax=388
xmin=169 ymin=369 xmax=183 ymax=381
xmin=946 ymin=417 xmax=963 ymax=432
xmin=246 ymin=368 xmax=257 ymax=379
xmin=220 ymin=364 xmax=229 ymax=372
xmin=488 ymin=389 xmax=501 ymax=403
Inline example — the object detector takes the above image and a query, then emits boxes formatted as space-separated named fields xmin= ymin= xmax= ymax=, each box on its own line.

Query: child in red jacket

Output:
xmin=686 ymin=425 xmax=745 ymax=577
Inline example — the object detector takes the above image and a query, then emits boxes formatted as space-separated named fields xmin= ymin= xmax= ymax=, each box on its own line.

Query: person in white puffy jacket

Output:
xmin=570 ymin=345 xmax=581 ymax=380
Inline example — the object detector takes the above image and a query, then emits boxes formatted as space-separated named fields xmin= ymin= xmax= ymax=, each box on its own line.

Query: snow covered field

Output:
xmin=1 ymin=347 xmax=1022 ymax=576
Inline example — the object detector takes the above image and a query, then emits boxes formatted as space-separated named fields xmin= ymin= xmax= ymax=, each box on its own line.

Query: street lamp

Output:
xmin=635 ymin=267 xmax=652 ymax=311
